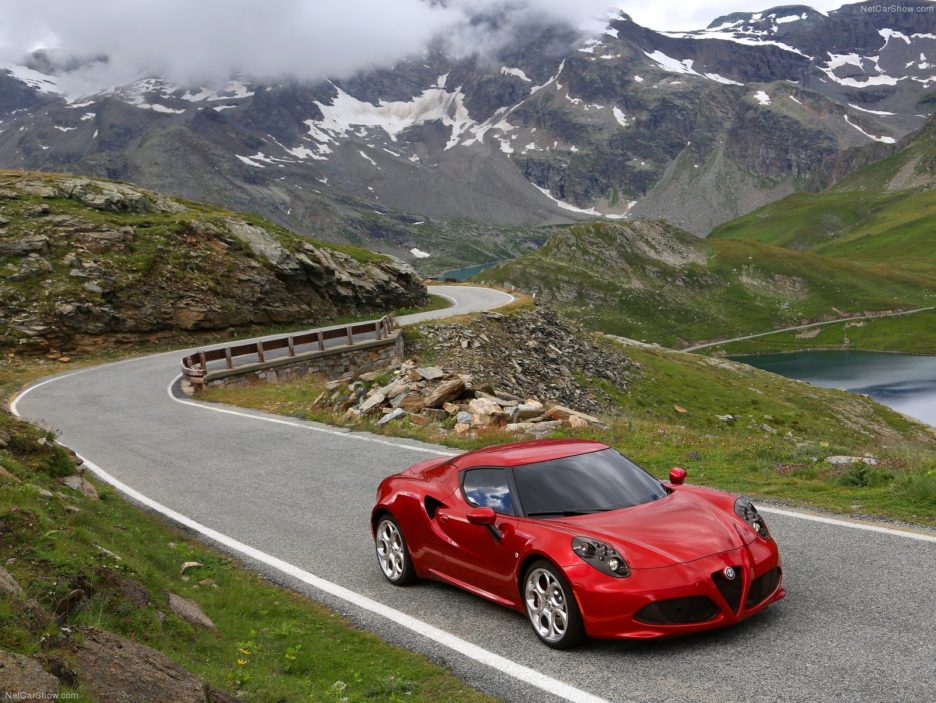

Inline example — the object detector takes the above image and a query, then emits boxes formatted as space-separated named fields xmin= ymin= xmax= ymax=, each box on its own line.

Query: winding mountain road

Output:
xmin=11 ymin=285 xmax=936 ymax=703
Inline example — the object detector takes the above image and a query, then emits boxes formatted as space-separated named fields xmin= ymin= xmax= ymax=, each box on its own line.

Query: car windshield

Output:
xmin=513 ymin=448 xmax=667 ymax=517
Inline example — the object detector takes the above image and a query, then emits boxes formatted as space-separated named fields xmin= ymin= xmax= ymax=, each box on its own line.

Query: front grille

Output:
xmin=745 ymin=567 xmax=781 ymax=609
xmin=712 ymin=566 xmax=743 ymax=613
xmin=634 ymin=596 xmax=719 ymax=625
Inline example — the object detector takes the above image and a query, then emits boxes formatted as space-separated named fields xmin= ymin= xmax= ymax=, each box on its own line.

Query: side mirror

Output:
xmin=467 ymin=506 xmax=497 ymax=526
xmin=669 ymin=467 xmax=687 ymax=485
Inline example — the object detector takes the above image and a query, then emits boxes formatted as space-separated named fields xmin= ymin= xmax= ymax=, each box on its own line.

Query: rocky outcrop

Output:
xmin=73 ymin=628 xmax=237 ymax=703
xmin=325 ymin=357 xmax=607 ymax=439
xmin=409 ymin=308 xmax=638 ymax=415
xmin=0 ymin=651 xmax=60 ymax=699
xmin=0 ymin=173 xmax=426 ymax=352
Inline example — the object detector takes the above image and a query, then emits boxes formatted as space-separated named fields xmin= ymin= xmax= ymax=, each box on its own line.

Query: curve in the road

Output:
xmin=11 ymin=284 xmax=936 ymax=703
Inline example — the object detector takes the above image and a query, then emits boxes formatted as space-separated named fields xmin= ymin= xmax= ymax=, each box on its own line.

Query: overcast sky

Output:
xmin=0 ymin=0 xmax=851 ymax=95
xmin=622 ymin=0 xmax=846 ymax=30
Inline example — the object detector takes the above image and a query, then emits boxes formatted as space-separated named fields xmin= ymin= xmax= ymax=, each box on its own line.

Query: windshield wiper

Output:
xmin=526 ymin=508 xmax=613 ymax=517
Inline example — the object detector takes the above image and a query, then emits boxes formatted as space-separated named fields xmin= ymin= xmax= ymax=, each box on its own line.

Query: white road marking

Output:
xmin=758 ymin=506 xmax=936 ymax=543
xmin=43 ymin=446 xmax=614 ymax=703
xmin=167 ymin=374 xmax=457 ymax=457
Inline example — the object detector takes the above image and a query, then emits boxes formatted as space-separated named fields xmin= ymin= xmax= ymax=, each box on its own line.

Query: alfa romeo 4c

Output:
xmin=371 ymin=439 xmax=784 ymax=648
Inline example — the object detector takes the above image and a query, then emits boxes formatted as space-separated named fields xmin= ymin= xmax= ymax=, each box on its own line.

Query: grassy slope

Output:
xmin=709 ymin=116 xmax=936 ymax=278
xmin=0 ymin=410 xmax=494 ymax=702
xmin=201 ymin=318 xmax=936 ymax=526
xmin=479 ymin=221 xmax=936 ymax=348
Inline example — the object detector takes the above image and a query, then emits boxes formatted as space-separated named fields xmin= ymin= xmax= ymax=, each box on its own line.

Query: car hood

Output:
xmin=548 ymin=490 xmax=753 ymax=569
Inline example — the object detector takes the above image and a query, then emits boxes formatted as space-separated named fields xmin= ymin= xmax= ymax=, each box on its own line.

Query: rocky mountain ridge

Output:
xmin=0 ymin=1 xmax=933 ymax=260
xmin=0 ymin=171 xmax=425 ymax=353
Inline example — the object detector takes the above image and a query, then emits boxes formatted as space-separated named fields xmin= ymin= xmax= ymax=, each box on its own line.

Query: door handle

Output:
xmin=439 ymin=513 xmax=450 ymax=522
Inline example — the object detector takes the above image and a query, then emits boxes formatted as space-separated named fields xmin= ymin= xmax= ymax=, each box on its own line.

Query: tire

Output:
xmin=374 ymin=515 xmax=416 ymax=586
xmin=523 ymin=559 xmax=585 ymax=649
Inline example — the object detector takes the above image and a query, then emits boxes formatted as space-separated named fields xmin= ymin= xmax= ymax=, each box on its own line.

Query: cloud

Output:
xmin=0 ymin=0 xmax=617 ymax=97
xmin=618 ymin=0 xmax=847 ymax=31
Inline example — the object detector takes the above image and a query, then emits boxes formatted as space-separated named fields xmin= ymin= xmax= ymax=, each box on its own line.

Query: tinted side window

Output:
xmin=462 ymin=468 xmax=514 ymax=515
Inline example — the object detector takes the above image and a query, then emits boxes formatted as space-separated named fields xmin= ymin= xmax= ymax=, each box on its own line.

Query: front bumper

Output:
xmin=571 ymin=537 xmax=784 ymax=639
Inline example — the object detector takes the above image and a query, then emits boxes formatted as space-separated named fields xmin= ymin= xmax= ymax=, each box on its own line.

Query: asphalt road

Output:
xmin=13 ymin=285 xmax=936 ymax=703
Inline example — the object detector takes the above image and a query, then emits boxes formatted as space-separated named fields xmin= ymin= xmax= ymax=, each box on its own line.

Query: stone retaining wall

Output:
xmin=202 ymin=333 xmax=403 ymax=391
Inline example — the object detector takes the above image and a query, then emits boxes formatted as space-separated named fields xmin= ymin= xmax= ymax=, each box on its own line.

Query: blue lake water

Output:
xmin=732 ymin=350 xmax=936 ymax=427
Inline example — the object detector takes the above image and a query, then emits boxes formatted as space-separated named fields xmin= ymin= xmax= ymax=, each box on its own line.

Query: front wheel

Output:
xmin=374 ymin=516 xmax=416 ymax=585
xmin=523 ymin=560 xmax=585 ymax=649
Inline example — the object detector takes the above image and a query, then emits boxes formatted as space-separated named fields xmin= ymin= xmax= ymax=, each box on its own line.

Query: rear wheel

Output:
xmin=374 ymin=516 xmax=415 ymax=585
xmin=523 ymin=560 xmax=585 ymax=649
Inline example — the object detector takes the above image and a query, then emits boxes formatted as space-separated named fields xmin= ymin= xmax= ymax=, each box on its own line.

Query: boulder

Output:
xmin=0 ymin=235 xmax=50 ymax=256
xmin=416 ymin=366 xmax=444 ymax=381
xmin=468 ymin=397 xmax=507 ymax=426
xmin=378 ymin=408 xmax=407 ymax=426
xmin=0 ymin=465 xmax=21 ymax=484
xmin=166 ymin=592 xmax=215 ymax=629
xmin=61 ymin=474 xmax=99 ymax=499
xmin=0 ymin=565 xmax=23 ymax=597
xmin=544 ymin=405 xmax=604 ymax=427
xmin=528 ymin=421 xmax=564 ymax=437
xmin=0 ymin=651 xmax=59 ymax=698
xmin=423 ymin=378 xmax=465 ymax=408
xmin=73 ymin=628 xmax=237 ymax=703
xmin=510 ymin=400 xmax=544 ymax=421
xmin=358 ymin=392 xmax=386 ymax=414
xmin=827 ymin=455 xmax=878 ymax=466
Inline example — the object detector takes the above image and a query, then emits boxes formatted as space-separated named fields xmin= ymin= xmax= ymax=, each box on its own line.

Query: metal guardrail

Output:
xmin=181 ymin=315 xmax=397 ymax=385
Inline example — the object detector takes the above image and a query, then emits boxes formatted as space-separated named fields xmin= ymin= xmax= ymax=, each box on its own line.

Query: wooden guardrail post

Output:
xmin=346 ymin=326 xmax=353 ymax=345
xmin=317 ymin=331 xmax=325 ymax=350
xmin=198 ymin=351 xmax=207 ymax=373
xmin=224 ymin=348 xmax=233 ymax=369
xmin=287 ymin=336 xmax=295 ymax=356
xmin=256 ymin=341 xmax=265 ymax=363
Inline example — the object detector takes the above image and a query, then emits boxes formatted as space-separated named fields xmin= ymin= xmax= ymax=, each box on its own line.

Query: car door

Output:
xmin=435 ymin=467 xmax=521 ymax=603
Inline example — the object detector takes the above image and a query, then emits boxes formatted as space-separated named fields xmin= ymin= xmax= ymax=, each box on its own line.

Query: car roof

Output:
xmin=452 ymin=438 xmax=608 ymax=470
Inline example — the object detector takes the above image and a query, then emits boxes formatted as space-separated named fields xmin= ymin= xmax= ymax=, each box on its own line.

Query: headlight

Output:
xmin=572 ymin=537 xmax=630 ymax=578
xmin=734 ymin=497 xmax=769 ymax=539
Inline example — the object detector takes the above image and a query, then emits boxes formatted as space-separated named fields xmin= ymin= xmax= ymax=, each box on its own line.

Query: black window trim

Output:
xmin=459 ymin=466 xmax=523 ymax=517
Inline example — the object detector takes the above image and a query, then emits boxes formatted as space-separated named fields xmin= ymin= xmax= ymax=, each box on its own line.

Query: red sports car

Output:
xmin=371 ymin=439 xmax=784 ymax=648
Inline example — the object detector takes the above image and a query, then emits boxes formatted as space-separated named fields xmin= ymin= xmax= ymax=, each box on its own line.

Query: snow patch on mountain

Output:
xmin=312 ymin=84 xmax=476 ymax=150
xmin=843 ymin=115 xmax=895 ymax=144
xmin=643 ymin=51 xmax=742 ymax=86
xmin=848 ymin=104 xmax=896 ymax=116
xmin=0 ymin=64 xmax=62 ymax=95
xmin=500 ymin=66 xmax=531 ymax=82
